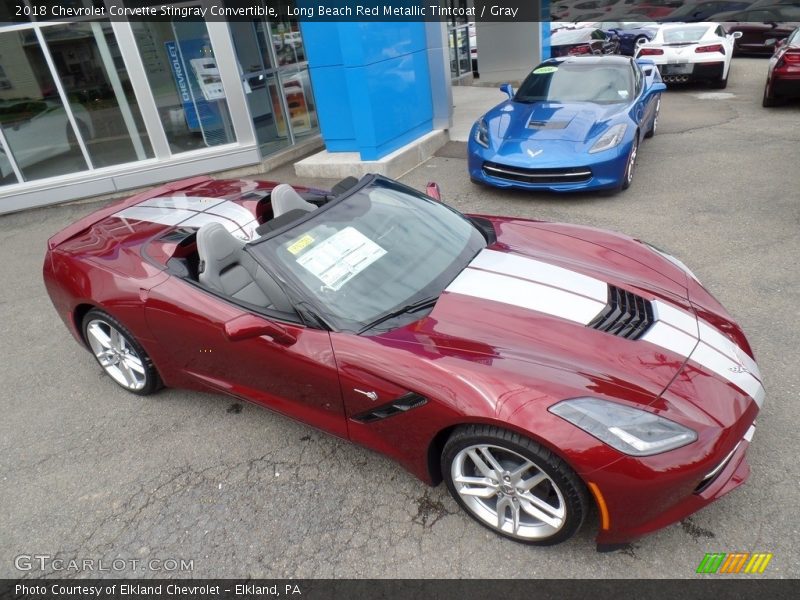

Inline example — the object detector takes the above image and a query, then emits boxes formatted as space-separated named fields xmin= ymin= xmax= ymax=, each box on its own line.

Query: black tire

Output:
xmin=762 ymin=82 xmax=779 ymax=107
xmin=441 ymin=424 xmax=589 ymax=546
xmin=645 ymin=98 xmax=660 ymax=139
xmin=621 ymin=135 xmax=639 ymax=191
xmin=711 ymin=72 xmax=729 ymax=89
xmin=82 ymin=308 xmax=162 ymax=396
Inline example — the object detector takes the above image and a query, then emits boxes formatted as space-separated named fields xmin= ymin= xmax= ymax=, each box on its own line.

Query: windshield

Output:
xmin=662 ymin=26 xmax=711 ymax=44
xmin=249 ymin=177 xmax=486 ymax=333
xmin=515 ymin=62 xmax=634 ymax=104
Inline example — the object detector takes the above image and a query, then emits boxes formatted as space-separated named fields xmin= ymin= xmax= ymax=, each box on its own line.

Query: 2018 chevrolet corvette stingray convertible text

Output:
xmin=468 ymin=56 xmax=665 ymax=193
xmin=44 ymin=175 xmax=764 ymax=548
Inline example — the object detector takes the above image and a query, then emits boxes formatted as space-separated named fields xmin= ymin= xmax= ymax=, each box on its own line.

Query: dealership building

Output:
xmin=0 ymin=1 xmax=549 ymax=214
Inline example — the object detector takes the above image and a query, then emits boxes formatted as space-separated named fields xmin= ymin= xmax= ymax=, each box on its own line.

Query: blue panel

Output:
xmin=307 ymin=64 xmax=355 ymax=145
xmin=338 ymin=22 xmax=428 ymax=67
xmin=298 ymin=21 xmax=342 ymax=68
xmin=541 ymin=2 xmax=552 ymax=60
xmin=301 ymin=21 xmax=435 ymax=160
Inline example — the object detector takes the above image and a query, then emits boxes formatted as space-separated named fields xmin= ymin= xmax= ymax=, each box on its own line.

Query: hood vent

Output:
xmin=528 ymin=120 xmax=570 ymax=129
xmin=588 ymin=286 xmax=654 ymax=340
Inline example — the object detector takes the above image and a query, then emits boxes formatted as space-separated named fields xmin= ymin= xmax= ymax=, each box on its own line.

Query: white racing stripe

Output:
xmin=117 ymin=206 xmax=197 ymax=227
xmin=446 ymin=248 xmax=765 ymax=409
xmin=446 ymin=268 xmax=606 ymax=325
xmin=115 ymin=196 xmax=260 ymax=240
xmin=470 ymin=249 xmax=608 ymax=302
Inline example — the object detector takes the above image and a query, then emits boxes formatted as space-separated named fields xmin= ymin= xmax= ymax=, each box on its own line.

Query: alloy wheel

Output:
xmin=451 ymin=443 xmax=566 ymax=540
xmin=85 ymin=319 xmax=147 ymax=391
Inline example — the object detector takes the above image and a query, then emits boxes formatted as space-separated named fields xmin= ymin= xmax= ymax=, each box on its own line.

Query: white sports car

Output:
xmin=635 ymin=23 xmax=742 ymax=88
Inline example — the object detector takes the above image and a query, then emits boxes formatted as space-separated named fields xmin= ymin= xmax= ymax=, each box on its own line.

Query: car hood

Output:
xmin=378 ymin=217 xmax=763 ymax=423
xmin=488 ymin=100 xmax=627 ymax=143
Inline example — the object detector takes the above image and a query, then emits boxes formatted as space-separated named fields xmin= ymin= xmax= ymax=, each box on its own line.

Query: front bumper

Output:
xmin=467 ymin=136 xmax=630 ymax=192
xmin=587 ymin=405 xmax=759 ymax=546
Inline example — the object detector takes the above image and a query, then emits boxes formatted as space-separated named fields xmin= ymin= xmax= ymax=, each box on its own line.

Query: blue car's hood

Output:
xmin=490 ymin=100 xmax=627 ymax=143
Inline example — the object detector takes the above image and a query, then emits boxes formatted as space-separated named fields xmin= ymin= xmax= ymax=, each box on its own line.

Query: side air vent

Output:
xmin=351 ymin=392 xmax=428 ymax=424
xmin=588 ymin=286 xmax=654 ymax=340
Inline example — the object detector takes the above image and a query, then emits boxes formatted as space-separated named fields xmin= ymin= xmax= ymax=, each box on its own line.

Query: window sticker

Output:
xmin=287 ymin=234 xmax=315 ymax=255
xmin=294 ymin=227 xmax=386 ymax=290
xmin=533 ymin=66 xmax=558 ymax=75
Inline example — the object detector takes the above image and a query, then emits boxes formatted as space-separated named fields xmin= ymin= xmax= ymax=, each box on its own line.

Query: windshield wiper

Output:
xmin=358 ymin=296 xmax=439 ymax=334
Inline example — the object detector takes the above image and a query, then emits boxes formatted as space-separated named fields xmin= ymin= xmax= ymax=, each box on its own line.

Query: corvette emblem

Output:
xmin=730 ymin=347 xmax=750 ymax=374
xmin=527 ymin=148 xmax=543 ymax=158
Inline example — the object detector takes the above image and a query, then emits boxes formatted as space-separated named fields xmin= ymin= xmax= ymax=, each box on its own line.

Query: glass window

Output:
xmin=0 ymin=29 xmax=88 ymax=185
xmin=131 ymin=19 xmax=236 ymax=153
xmin=230 ymin=14 xmax=318 ymax=156
xmin=40 ymin=21 xmax=153 ymax=169
xmin=250 ymin=178 xmax=486 ymax=333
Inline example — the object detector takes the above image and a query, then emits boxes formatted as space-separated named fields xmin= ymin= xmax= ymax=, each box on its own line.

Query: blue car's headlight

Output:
xmin=589 ymin=123 xmax=627 ymax=154
xmin=474 ymin=118 xmax=490 ymax=148
xmin=549 ymin=397 xmax=697 ymax=456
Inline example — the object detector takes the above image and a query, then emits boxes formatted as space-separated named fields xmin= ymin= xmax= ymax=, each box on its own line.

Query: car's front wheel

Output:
xmin=645 ymin=98 xmax=661 ymax=139
xmin=82 ymin=309 xmax=161 ymax=395
xmin=442 ymin=425 xmax=589 ymax=545
xmin=621 ymin=135 xmax=639 ymax=190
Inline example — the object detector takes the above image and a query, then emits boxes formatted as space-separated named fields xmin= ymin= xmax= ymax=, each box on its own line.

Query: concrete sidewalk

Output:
xmin=449 ymin=85 xmax=506 ymax=142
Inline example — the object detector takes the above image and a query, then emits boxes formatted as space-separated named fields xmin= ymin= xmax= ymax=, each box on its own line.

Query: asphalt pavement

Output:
xmin=1 ymin=57 xmax=798 ymax=579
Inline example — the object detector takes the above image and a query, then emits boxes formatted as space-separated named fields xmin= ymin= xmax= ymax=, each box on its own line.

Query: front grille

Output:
xmin=588 ymin=286 xmax=654 ymax=340
xmin=482 ymin=161 xmax=592 ymax=184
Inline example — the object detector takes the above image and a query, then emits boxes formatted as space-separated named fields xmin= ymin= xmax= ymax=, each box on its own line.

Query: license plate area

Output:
xmin=661 ymin=63 xmax=693 ymax=75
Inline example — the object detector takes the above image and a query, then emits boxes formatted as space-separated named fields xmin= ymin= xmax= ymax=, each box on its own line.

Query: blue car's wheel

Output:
xmin=621 ymin=136 xmax=639 ymax=190
xmin=645 ymin=98 xmax=660 ymax=139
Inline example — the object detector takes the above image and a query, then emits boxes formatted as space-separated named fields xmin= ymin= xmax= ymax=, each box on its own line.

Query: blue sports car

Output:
xmin=468 ymin=56 xmax=666 ymax=193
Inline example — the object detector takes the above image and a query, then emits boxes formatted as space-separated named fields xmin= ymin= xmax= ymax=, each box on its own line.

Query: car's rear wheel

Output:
xmin=762 ymin=81 xmax=779 ymax=107
xmin=621 ymin=135 xmax=639 ymax=190
xmin=711 ymin=71 xmax=729 ymax=89
xmin=82 ymin=309 xmax=161 ymax=395
xmin=442 ymin=425 xmax=589 ymax=545
xmin=645 ymin=98 xmax=660 ymax=138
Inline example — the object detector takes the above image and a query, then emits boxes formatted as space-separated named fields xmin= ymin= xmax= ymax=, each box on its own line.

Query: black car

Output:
xmin=660 ymin=1 xmax=754 ymax=22
xmin=712 ymin=4 xmax=800 ymax=54
xmin=550 ymin=28 xmax=621 ymax=57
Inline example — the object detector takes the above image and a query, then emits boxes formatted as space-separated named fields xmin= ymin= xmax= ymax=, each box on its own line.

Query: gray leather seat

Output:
xmin=196 ymin=222 xmax=293 ymax=312
xmin=271 ymin=184 xmax=317 ymax=218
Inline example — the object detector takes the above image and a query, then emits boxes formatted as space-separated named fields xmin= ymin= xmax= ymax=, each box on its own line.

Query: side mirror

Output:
xmin=732 ymin=31 xmax=744 ymax=39
xmin=775 ymin=38 xmax=785 ymax=48
xmin=224 ymin=313 xmax=296 ymax=345
xmin=425 ymin=182 xmax=442 ymax=201
xmin=651 ymin=82 xmax=667 ymax=93
xmin=500 ymin=83 xmax=514 ymax=99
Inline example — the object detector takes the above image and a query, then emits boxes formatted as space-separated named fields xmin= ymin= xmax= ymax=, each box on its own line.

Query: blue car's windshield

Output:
xmin=249 ymin=177 xmax=486 ymax=333
xmin=515 ymin=62 xmax=634 ymax=105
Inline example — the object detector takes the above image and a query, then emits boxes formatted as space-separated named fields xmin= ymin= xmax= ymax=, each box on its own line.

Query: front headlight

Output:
xmin=643 ymin=242 xmax=699 ymax=281
xmin=549 ymin=397 xmax=697 ymax=456
xmin=589 ymin=123 xmax=627 ymax=154
xmin=474 ymin=118 xmax=490 ymax=148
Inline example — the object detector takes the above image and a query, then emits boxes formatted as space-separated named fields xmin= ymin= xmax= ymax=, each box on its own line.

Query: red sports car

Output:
xmin=43 ymin=175 xmax=764 ymax=548
xmin=763 ymin=26 xmax=800 ymax=107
